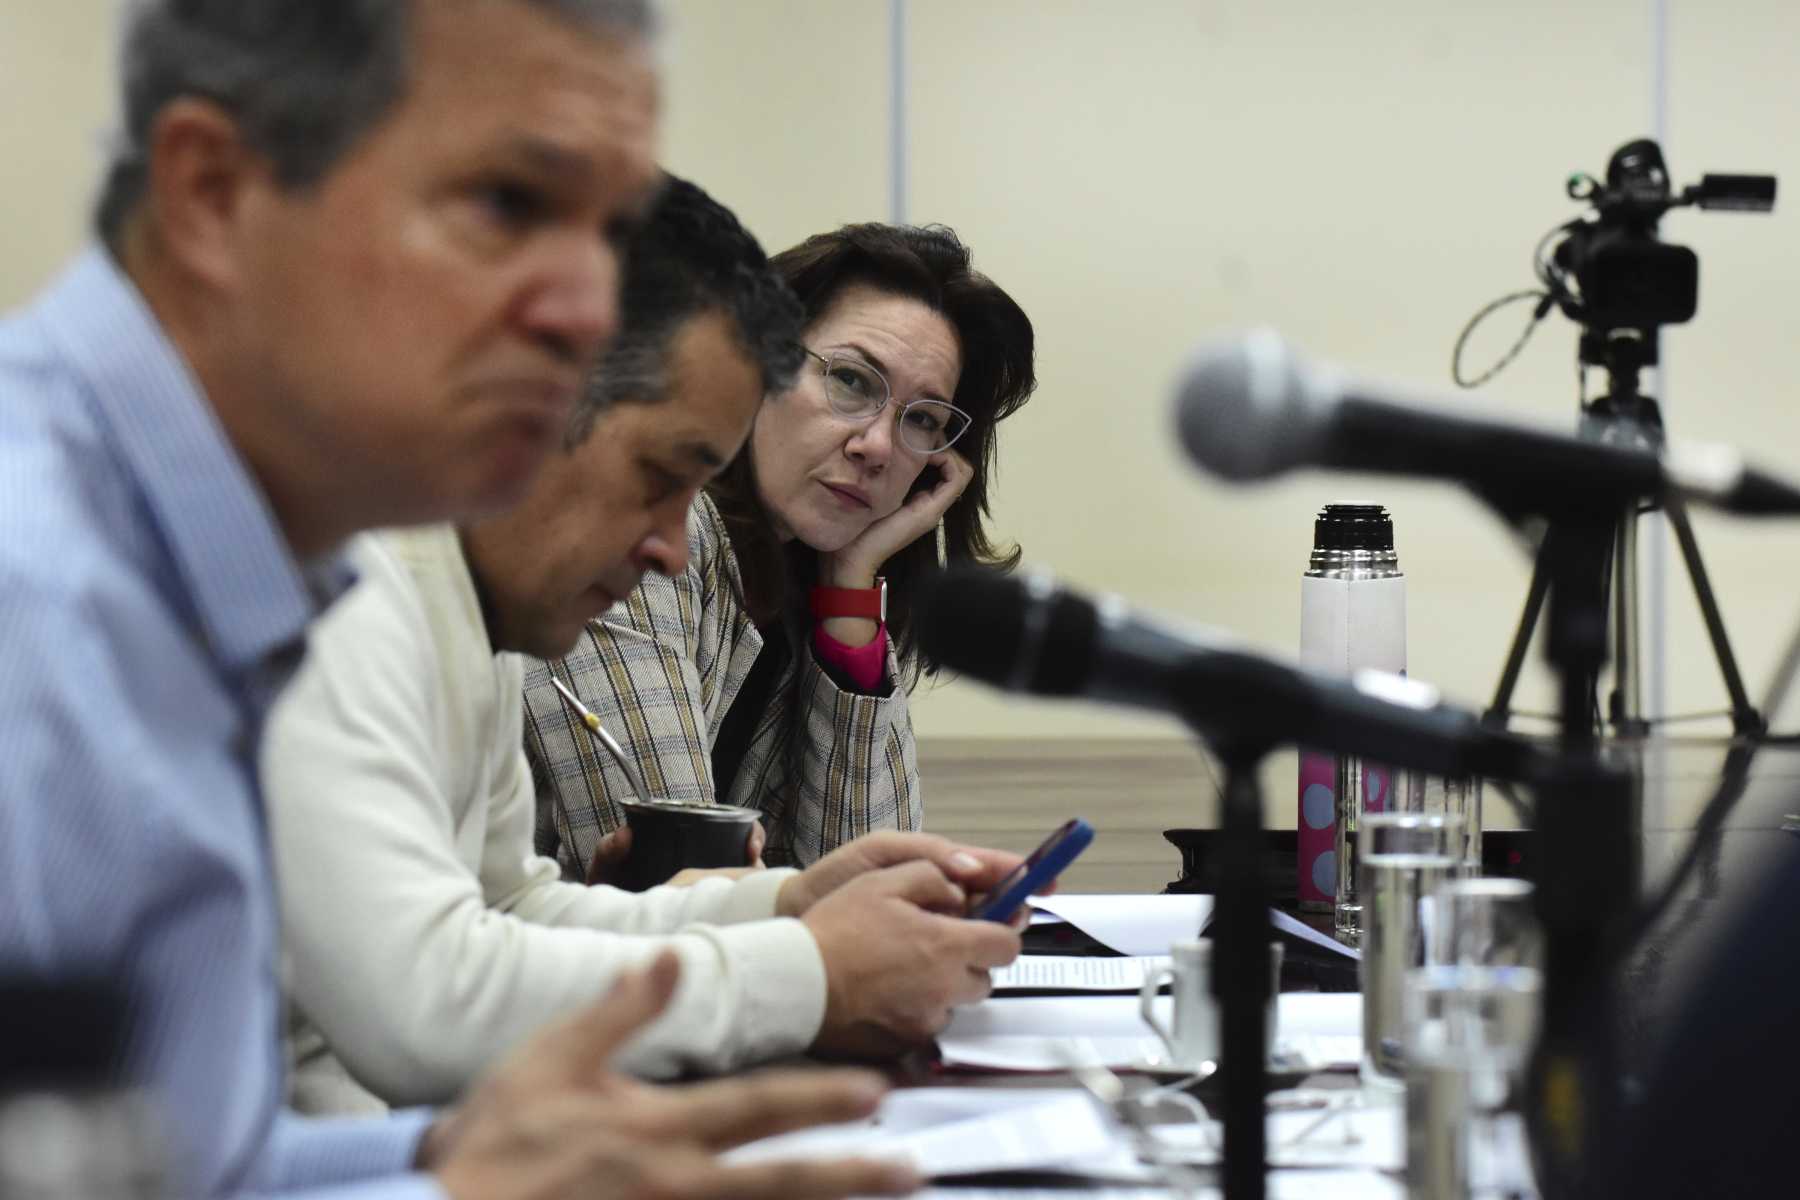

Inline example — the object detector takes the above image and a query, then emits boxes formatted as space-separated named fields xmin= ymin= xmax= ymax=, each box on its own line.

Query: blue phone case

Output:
xmin=970 ymin=818 xmax=1095 ymax=922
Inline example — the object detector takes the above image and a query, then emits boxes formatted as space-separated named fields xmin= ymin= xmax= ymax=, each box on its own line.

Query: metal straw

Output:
xmin=548 ymin=676 xmax=657 ymax=808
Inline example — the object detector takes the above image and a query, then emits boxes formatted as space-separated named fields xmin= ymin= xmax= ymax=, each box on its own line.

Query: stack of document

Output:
xmin=947 ymin=893 xmax=1365 ymax=1074
xmin=724 ymin=1087 xmax=1144 ymax=1183
xmin=938 ymin=991 xmax=1362 ymax=1074
xmin=994 ymin=954 xmax=1171 ymax=995
xmin=725 ymin=1086 xmax=1404 ymax=1198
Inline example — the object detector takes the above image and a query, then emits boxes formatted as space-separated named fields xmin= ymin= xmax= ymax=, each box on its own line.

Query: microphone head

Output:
xmin=1173 ymin=328 xmax=1337 ymax=482
xmin=917 ymin=567 xmax=1095 ymax=696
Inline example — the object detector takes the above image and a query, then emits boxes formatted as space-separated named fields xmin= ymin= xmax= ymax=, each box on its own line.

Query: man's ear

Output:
xmin=139 ymin=97 xmax=270 ymax=292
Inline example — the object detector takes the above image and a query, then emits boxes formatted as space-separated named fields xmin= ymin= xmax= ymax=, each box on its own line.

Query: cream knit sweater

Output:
xmin=265 ymin=526 xmax=826 ymax=1112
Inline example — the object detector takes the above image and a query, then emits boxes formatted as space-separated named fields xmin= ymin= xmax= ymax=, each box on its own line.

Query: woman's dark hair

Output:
xmin=707 ymin=222 xmax=1037 ymax=681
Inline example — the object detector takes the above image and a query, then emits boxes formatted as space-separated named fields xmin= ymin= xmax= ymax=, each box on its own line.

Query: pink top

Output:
xmin=814 ymin=623 xmax=888 ymax=693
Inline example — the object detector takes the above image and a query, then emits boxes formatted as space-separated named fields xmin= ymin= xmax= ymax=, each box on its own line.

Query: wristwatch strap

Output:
xmin=810 ymin=577 xmax=887 ymax=622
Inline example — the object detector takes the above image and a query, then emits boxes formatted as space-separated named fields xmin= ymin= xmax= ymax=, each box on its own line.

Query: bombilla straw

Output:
xmin=548 ymin=676 xmax=657 ymax=808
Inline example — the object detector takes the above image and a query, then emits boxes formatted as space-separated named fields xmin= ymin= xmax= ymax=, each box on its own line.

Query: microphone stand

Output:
xmin=1204 ymin=740 xmax=1276 ymax=1200
xmin=1497 ymin=504 xmax=1641 ymax=1200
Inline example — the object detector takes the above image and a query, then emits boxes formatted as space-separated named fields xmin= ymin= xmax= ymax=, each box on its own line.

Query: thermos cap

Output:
xmin=1313 ymin=504 xmax=1394 ymax=552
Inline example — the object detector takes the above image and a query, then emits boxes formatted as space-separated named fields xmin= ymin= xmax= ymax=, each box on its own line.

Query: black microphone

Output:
xmin=1173 ymin=329 xmax=1800 ymax=515
xmin=919 ymin=567 xmax=1544 ymax=782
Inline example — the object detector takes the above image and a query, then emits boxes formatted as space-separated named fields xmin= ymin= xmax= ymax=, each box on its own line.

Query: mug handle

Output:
xmin=1139 ymin=966 xmax=1178 ymax=1058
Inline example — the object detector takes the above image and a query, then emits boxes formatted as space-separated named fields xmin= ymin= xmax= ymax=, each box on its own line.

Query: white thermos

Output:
xmin=1296 ymin=504 xmax=1405 ymax=943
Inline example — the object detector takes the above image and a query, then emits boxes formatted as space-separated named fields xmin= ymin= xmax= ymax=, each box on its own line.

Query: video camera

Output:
xmin=1548 ymin=138 xmax=1775 ymax=333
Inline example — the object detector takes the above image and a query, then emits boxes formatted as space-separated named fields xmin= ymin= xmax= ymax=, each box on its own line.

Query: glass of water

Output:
xmin=1402 ymin=773 xmax=1483 ymax=878
xmin=1428 ymin=878 xmax=1540 ymax=972
xmin=1404 ymin=964 xmax=1543 ymax=1199
xmin=1359 ymin=811 xmax=1462 ymax=1091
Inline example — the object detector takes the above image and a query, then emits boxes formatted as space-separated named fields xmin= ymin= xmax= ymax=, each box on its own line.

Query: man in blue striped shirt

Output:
xmin=0 ymin=4 xmax=916 ymax=1199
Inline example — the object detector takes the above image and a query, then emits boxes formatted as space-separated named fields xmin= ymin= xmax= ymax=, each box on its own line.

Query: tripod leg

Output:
xmin=1665 ymin=497 xmax=1765 ymax=736
xmin=1610 ymin=506 xmax=1649 ymax=735
xmin=1487 ymin=527 xmax=1555 ymax=728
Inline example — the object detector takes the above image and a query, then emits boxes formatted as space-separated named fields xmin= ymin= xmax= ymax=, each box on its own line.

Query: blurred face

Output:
xmin=221 ymin=1 xmax=660 ymax=538
xmin=750 ymin=284 xmax=961 ymax=552
xmin=463 ymin=310 xmax=763 ymax=660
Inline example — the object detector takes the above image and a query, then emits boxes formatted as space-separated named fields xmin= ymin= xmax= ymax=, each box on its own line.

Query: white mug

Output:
xmin=1139 ymin=940 xmax=1284 ymax=1068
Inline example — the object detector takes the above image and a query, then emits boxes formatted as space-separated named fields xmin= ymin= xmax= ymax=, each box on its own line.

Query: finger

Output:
xmin=745 ymin=822 xmax=767 ymax=865
xmin=947 ymin=965 xmax=995 ymax=1008
xmin=875 ymin=860 xmax=967 ymax=913
xmin=585 ymin=826 xmax=633 ymax=885
xmin=660 ymin=1153 xmax=921 ymax=1200
xmin=661 ymin=1067 xmax=888 ymax=1150
xmin=901 ymin=463 xmax=968 ymax=522
xmin=941 ymin=915 xmax=1024 ymax=970
xmin=531 ymin=950 xmax=681 ymax=1076
xmin=845 ymin=833 xmax=1014 ymax=896
xmin=937 ymin=844 xmax=1024 ymax=891
xmin=942 ymin=449 xmax=975 ymax=490
xmin=841 ymin=831 xmax=954 ymax=874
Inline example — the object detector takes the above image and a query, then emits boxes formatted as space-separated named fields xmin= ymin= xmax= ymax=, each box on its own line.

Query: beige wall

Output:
xmin=662 ymin=0 xmax=1800 ymax=755
xmin=6 ymin=2 xmax=1799 ymax=790
xmin=0 ymin=2 xmax=115 ymax=306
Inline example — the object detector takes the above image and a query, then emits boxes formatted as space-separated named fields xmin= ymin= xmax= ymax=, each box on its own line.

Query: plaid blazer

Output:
xmin=523 ymin=493 xmax=921 ymax=872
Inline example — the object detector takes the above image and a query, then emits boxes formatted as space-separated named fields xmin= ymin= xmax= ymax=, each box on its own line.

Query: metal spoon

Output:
xmin=548 ymin=676 xmax=656 ymax=808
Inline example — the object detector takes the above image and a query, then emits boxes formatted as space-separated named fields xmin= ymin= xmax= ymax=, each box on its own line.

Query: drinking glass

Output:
xmin=1404 ymin=964 xmax=1542 ymax=1199
xmin=1427 ymin=878 xmax=1540 ymax=972
xmin=1359 ymin=811 xmax=1462 ymax=1090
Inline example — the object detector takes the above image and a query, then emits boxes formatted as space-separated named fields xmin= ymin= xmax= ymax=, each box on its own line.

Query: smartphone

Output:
xmin=969 ymin=818 xmax=1095 ymax=923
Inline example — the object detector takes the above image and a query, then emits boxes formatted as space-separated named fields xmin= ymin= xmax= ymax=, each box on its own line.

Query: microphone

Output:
xmin=919 ymin=567 xmax=1543 ymax=782
xmin=1174 ymin=329 xmax=1800 ymax=515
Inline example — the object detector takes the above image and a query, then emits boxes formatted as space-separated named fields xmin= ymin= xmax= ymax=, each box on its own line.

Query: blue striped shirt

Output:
xmin=0 ymin=248 xmax=440 ymax=1198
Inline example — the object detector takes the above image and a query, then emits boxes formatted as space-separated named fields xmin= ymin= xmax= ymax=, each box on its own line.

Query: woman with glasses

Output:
xmin=524 ymin=223 xmax=1036 ymax=872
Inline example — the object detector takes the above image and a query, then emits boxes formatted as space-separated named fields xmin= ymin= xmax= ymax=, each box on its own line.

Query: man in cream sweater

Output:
xmin=266 ymin=177 xmax=1025 ymax=1112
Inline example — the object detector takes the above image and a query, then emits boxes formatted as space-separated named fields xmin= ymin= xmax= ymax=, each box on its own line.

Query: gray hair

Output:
xmin=96 ymin=0 xmax=659 ymax=243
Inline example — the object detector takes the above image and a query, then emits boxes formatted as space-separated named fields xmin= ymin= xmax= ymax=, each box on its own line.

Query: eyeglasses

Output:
xmin=804 ymin=348 xmax=972 ymax=455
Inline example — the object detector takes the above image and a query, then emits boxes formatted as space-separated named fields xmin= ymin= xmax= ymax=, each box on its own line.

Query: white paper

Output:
xmin=898 ymin=1092 xmax=1133 ymax=1177
xmin=1269 ymin=907 xmax=1361 ymax=961
xmin=1027 ymin=894 xmax=1214 ymax=956
xmin=726 ymin=1087 xmax=1143 ymax=1181
xmin=994 ymin=955 xmax=1171 ymax=994
xmin=892 ymin=1190 xmax=1172 ymax=1200
xmin=1150 ymin=1099 xmax=1405 ymax=1171
xmin=890 ymin=1180 xmax=1400 ymax=1200
xmin=946 ymin=994 xmax=1153 ymax=1039
xmin=938 ymin=993 xmax=1362 ymax=1073
xmin=1028 ymin=893 xmax=1360 ymax=963
xmin=732 ymin=1085 xmax=1409 ymax=1200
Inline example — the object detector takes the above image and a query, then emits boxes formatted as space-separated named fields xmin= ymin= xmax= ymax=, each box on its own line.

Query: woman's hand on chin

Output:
xmin=821 ymin=449 xmax=973 ymax=587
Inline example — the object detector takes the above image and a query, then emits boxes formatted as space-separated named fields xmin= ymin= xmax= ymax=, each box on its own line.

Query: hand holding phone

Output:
xmin=968 ymin=818 xmax=1094 ymax=923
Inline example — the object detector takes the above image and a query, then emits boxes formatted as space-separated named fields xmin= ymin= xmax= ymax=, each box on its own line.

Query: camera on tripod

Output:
xmin=1467 ymin=138 xmax=1778 ymax=738
xmin=1548 ymin=138 xmax=1775 ymax=336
